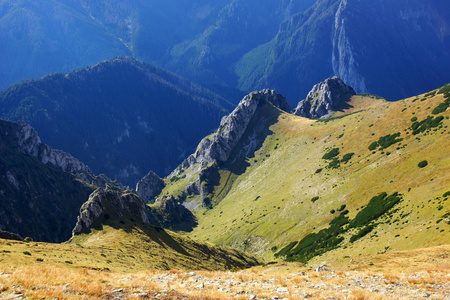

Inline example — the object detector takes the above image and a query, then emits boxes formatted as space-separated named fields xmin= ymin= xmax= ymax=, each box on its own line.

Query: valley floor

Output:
xmin=0 ymin=245 xmax=449 ymax=299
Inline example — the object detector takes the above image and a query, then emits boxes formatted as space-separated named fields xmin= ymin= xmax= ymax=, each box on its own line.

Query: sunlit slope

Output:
xmin=0 ymin=224 xmax=261 ymax=273
xmin=184 ymin=87 xmax=449 ymax=261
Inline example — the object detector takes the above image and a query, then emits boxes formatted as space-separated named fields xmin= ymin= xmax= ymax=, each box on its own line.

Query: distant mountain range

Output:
xmin=0 ymin=57 xmax=233 ymax=186
xmin=1 ymin=0 xmax=449 ymax=104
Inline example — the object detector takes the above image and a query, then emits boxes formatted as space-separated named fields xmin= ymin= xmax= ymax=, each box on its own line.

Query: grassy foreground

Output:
xmin=0 ymin=241 xmax=448 ymax=299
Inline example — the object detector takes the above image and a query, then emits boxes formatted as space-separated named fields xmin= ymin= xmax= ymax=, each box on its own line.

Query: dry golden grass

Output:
xmin=0 ymin=253 xmax=449 ymax=299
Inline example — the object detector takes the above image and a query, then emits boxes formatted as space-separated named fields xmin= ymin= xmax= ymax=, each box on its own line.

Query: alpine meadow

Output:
xmin=0 ymin=1 xmax=449 ymax=299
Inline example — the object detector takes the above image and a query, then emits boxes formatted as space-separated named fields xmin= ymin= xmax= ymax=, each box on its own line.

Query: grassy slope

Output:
xmin=172 ymin=89 xmax=450 ymax=263
xmin=0 ymin=225 xmax=261 ymax=273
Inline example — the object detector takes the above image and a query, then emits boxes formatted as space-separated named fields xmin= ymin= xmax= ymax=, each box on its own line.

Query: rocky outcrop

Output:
xmin=0 ymin=230 xmax=23 ymax=241
xmin=2 ymin=119 xmax=113 ymax=188
xmin=293 ymin=76 xmax=356 ymax=119
xmin=13 ymin=120 xmax=91 ymax=174
xmin=136 ymin=171 xmax=165 ymax=203
xmin=179 ymin=89 xmax=290 ymax=172
xmin=72 ymin=188 xmax=149 ymax=236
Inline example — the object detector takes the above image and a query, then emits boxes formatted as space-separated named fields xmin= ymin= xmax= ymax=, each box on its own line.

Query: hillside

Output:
xmin=0 ymin=57 xmax=233 ymax=186
xmin=154 ymin=83 xmax=450 ymax=263
xmin=0 ymin=119 xmax=97 ymax=242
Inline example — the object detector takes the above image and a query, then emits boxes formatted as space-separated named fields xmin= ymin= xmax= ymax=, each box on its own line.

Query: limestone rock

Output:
xmin=294 ymin=76 xmax=356 ymax=119
xmin=4 ymin=119 xmax=112 ymax=187
xmin=136 ymin=171 xmax=165 ymax=203
xmin=13 ymin=120 xmax=91 ymax=174
xmin=72 ymin=188 xmax=149 ymax=236
xmin=180 ymin=89 xmax=289 ymax=171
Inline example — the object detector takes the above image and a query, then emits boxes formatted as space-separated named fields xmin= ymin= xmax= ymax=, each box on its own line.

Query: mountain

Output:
xmin=66 ymin=186 xmax=261 ymax=271
xmin=0 ymin=118 xmax=98 ymax=242
xmin=0 ymin=0 xmax=226 ymax=90
xmin=4 ymin=1 xmax=447 ymax=105
xmin=0 ymin=57 xmax=233 ymax=186
xmin=236 ymin=0 xmax=450 ymax=104
xmin=149 ymin=82 xmax=450 ymax=262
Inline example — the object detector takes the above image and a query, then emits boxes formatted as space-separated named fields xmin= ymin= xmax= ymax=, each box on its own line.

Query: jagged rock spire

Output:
xmin=294 ymin=76 xmax=356 ymax=119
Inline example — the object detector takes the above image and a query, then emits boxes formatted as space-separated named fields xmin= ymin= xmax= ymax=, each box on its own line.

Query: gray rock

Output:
xmin=5 ymin=119 xmax=114 ymax=188
xmin=315 ymin=265 xmax=331 ymax=272
xmin=293 ymin=76 xmax=356 ymax=119
xmin=277 ymin=287 xmax=289 ymax=293
xmin=132 ymin=293 xmax=149 ymax=298
xmin=14 ymin=120 xmax=90 ymax=174
xmin=72 ymin=188 xmax=149 ymax=236
xmin=136 ymin=171 xmax=165 ymax=203
xmin=179 ymin=89 xmax=290 ymax=172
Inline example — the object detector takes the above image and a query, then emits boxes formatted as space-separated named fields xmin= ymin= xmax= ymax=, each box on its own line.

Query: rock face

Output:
xmin=13 ymin=120 xmax=91 ymax=174
xmin=293 ymin=76 xmax=356 ymax=119
xmin=136 ymin=171 xmax=165 ymax=203
xmin=72 ymin=188 xmax=149 ymax=236
xmin=180 ymin=89 xmax=290 ymax=171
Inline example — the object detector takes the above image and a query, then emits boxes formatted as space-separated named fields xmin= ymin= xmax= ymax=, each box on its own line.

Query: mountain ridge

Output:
xmin=0 ymin=57 xmax=233 ymax=186
xmin=149 ymin=82 xmax=450 ymax=262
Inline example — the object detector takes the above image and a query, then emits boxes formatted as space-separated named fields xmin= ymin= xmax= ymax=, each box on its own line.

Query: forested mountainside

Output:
xmin=1 ymin=0 xmax=448 ymax=104
xmin=0 ymin=57 xmax=233 ymax=186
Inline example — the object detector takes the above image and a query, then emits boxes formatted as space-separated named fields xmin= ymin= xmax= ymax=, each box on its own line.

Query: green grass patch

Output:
xmin=341 ymin=152 xmax=354 ymax=163
xmin=350 ymin=224 xmax=375 ymax=243
xmin=322 ymin=148 xmax=340 ymax=160
xmin=276 ymin=192 xmax=402 ymax=263
xmin=418 ymin=160 xmax=428 ymax=168
xmin=349 ymin=192 xmax=402 ymax=228
xmin=411 ymin=116 xmax=444 ymax=135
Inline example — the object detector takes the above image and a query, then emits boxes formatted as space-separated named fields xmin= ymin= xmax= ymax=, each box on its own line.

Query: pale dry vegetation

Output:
xmin=1 ymin=245 xmax=449 ymax=299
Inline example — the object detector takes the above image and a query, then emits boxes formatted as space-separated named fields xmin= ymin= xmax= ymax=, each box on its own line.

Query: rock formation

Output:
xmin=180 ymin=89 xmax=290 ymax=172
xmin=293 ymin=76 xmax=356 ymax=119
xmin=72 ymin=188 xmax=149 ymax=236
xmin=2 ymin=119 xmax=113 ymax=187
xmin=136 ymin=171 xmax=165 ymax=203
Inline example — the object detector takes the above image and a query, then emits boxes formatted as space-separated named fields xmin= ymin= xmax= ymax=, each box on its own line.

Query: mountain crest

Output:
xmin=180 ymin=89 xmax=289 ymax=172
xmin=293 ymin=76 xmax=356 ymax=118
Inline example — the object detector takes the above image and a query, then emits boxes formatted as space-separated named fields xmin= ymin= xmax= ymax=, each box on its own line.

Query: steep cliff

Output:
xmin=147 ymin=90 xmax=290 ymax=227
xmin=293 ymin=76 xmax=356 ymax=118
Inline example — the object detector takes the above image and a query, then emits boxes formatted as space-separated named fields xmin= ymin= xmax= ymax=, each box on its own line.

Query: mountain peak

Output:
xmin=293 ymin=76 xmax=356 ymax=118
xmin=181 ymin=89 xmax=289 ymax=171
